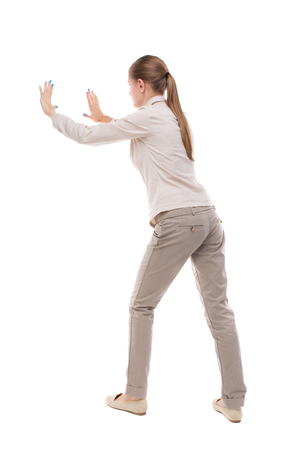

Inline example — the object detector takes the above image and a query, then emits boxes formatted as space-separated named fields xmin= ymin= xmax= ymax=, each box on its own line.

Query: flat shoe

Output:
xmin=212 ymin=398 xmax=243 ymax=423
xmin=105 ymin=393 xmax=148 ymax=416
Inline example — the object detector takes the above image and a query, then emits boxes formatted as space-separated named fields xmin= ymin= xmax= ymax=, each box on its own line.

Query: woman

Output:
xmin=39 ymin=55 xmax=247 ymax=423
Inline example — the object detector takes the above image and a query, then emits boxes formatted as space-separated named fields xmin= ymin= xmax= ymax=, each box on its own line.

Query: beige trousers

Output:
xmin=124 ymin=205 xmax=247 ymax=409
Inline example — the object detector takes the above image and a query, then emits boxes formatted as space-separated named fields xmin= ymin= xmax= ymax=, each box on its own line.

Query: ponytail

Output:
xmin=166 ymin=73 xmax=195 ymax=161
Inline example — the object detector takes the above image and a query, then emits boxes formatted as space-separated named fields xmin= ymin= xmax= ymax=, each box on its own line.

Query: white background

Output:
xmin=1 ymin=0 xmax=281 ymax=448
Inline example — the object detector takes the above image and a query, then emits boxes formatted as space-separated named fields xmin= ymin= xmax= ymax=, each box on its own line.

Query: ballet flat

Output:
xmin=105 ymin=393 xmax=147 ymax=416
xmin=212 ymin=397 xmax=243 ymax=423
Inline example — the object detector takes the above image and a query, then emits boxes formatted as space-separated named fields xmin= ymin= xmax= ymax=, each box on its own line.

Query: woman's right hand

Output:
xmin=83 ymin=90 xmax=105 ymax=123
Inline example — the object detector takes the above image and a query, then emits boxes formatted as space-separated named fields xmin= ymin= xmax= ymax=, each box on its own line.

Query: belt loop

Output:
xmin=191 ymin=207 xmax=195 ymax=216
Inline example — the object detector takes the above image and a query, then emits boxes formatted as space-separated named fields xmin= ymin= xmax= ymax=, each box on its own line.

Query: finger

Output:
xmin=89 ymin=89 xmax=93 ymax=104
xmin=93 ymin=92 xmax=99 ymax=104
xmin=48 ymin=80 xmax=52 ymax=97
xmin=44 ymin=81 xmax=49 ymax=98
xmin=89 ymin=92 xmax=94 ymax=107
xmin=88 ymin=90 xmax=94 ymax=109
xmin=86 ymin=91 xmax=91 ymax=109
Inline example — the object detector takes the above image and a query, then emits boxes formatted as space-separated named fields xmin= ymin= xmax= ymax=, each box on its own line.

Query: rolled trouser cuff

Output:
xmin=124 ymin=384 xmax=147 ymax=399
xmin=222 ymin=396 xmax=245 ymax=409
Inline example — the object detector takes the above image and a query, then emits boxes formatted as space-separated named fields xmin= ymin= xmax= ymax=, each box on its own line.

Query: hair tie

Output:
xmin=165 ymin=71 xmax=170 ymax=79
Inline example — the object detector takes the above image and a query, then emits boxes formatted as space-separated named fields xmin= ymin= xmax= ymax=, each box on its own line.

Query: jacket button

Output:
xmin=191 ymin=227 xmax=195 ymax=231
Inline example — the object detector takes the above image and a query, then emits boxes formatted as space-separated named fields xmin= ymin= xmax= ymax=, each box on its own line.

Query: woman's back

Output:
xmin=127 ymin=94 xmax=213 ymax=227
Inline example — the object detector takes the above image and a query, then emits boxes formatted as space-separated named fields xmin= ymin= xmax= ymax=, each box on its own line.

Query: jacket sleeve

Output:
xmin=51 ymin=107 xmax=150 ymax=146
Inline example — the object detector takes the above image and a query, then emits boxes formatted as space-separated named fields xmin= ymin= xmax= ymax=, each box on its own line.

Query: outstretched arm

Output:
xmin=39 ymin=79 xmax=150 ymax=146
xmin=51 ymin=108 xmax=150 ymax=146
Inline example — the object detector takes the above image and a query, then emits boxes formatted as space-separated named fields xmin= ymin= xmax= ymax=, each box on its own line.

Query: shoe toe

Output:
xmin=105 ymin=395 xmax=115 ymax=406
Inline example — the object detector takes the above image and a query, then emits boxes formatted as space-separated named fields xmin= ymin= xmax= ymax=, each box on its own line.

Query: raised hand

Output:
xmin=39 ymin=81 xmax=58 ymax=118
xmin=84 ymin=90 xmax=105 ymax=123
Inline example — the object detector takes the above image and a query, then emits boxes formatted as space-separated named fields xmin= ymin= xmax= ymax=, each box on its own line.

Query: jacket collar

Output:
xmin=145 ymin=94 xmax=166 ymax=106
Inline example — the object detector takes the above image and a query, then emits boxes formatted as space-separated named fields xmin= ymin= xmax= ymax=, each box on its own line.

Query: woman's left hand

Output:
xmin=39 ymin=81 xmax=58 ymax=118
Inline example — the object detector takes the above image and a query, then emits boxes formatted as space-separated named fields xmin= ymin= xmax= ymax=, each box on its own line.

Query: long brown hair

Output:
xmin=129 ymin=55 xmax=195 ymax=162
